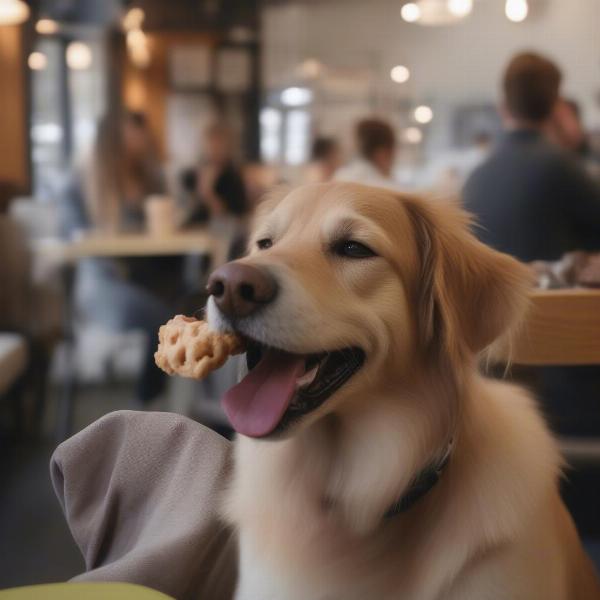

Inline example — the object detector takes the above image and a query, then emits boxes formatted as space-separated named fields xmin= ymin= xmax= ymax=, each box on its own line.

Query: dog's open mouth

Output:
xmin=222 ymin=340 xmax=365 ymax=438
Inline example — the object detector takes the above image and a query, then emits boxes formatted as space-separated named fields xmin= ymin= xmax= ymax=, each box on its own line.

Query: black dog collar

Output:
xmin=323 ymin=440 xmax=453 ymax=521
xmin=384 ymin=440 xmax=454 ymax=519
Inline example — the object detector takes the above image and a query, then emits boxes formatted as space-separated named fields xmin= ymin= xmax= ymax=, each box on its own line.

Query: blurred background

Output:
xmin=1 ymin=0 xmax=600 ymax=590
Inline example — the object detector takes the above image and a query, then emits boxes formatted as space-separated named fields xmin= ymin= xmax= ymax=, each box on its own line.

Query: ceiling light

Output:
xmin=505 ymin=0 xmax=528 ymax=22
xmin=401 ymin=2 xmax=421 ymax=23
xmin=403 ymin=127 xmax=423 ymax=144
xmin=447 ymin=0 xmax=473 ymax=18
xmin=414 ymin=105 xmax=433 ymax=124
xmin=28 ymin=51 xmax=47 ymax=71
xmin=281 ymin=87 xmax=313 ymax=107
xmin=390 ymin=65 xmax=410 ymax=83
xmin=404 ymin=0 xmax=473 ymax=26
xmin=66 ymin=42 xmax=93 ymax=71
xmin=0 ymin=0 xmax=30 ymax=26
xmin=36 ymin=18 xmax=59 ymax=34
xmin=122 ymin=7 xmax=144 ymax=31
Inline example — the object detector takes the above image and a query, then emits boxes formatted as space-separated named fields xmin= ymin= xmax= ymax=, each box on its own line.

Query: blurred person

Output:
xmin=548 ymin=98 xmax=588 ymax=155
xmin=464 ymin=52 xmax=600 ymax=437
xmin=335 ymin=118 xmax=399 ymax=189
xmin=82 ymin=111 xmax=164 ymax=232
xmin=243 ymin=162 xmax=282 ymax=208
xmin=427 ymin=131 xmax=494 ymax=193
xmin=305 ymin=136 xmax=342 ymax=183
xmin=0 ymin=183 xmax=61 ymax=433
xmin=464 ymin=52 xmax=600 ymax=263
xmin=60 ymin=110 xmax=181 ymax=407
xmin=184 ymin=123 xmax=249 ymax=223
xmin=548 ymin=98 xmax=600 ymax=176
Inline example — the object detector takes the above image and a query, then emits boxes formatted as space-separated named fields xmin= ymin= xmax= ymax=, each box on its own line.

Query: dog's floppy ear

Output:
xmin=246 ymin=185 xmax=292 ymax=253
xmin=253 ymin=184 xmax=292 ymax=221
xmin=403 ymin=197 xmax=532 ymax=361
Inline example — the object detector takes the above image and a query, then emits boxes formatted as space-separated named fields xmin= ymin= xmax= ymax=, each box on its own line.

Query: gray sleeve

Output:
xmin=50 ymin=410 xmax=237 ymax=600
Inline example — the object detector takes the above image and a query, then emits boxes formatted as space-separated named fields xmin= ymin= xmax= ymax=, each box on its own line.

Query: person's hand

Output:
xmin=548 ymin=99 xmax=585 ymax=152
xmin=199 ymin=164 xmax=217 ymax=197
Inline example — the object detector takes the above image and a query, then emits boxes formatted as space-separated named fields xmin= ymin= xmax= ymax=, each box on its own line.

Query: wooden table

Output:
xmin=34 ymin=227 xmax=229 ymax=265
xmin=508 ymin=288 xmax=600 ymax=366
xmin=35 ymin=228 xmax=600 ymax=437
xmin=36 ymin=227 xmax=232 ymax=441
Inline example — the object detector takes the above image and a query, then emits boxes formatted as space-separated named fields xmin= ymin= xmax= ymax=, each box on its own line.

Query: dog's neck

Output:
xmin=231 ymin=373 xmax=461 ymax=537
xmin=319 ymin=395 xmax=456 ymax=533
xmin=382 ymin=438 xmax=453 ymax=519
xmin=227 ymin=370 xmax=564 ymax=600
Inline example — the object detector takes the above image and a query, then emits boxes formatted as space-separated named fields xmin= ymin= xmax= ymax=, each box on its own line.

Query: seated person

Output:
xmin=305 ymin=136 xmax=343 ymax=183
xmin=464 ymin=52 xmax=600 ymax=263
xmin=548 ymin=98 xmax=600 ymax=176
xmin=335 ymin=118 xmax=399 ymax=189
xmin=182 ymin=124 xmax=249 ymax=224
xmin=60 ymin=110 xmax=182 ymax=406
xmin=463 ymin=52 xmax=600 ymax=436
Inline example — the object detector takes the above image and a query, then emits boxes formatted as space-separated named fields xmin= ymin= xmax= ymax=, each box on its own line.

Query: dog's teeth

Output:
xmin=296 ymin=365 xmax=319 ymax=387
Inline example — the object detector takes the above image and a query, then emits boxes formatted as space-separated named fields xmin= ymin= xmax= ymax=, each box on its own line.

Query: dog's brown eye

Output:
xmin=257 ymin=238 xmax=273 ymax=250
xmin=335 ymin=240 xmax=376 ymax=259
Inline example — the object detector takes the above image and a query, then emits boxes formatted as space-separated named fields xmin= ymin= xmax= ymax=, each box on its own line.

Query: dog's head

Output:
xmin=207 ymin=182 xmax=531 ymax=439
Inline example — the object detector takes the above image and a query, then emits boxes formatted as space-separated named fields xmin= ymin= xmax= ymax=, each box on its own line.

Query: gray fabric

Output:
xmin=50 ymin=410 xmax=237 ymax=600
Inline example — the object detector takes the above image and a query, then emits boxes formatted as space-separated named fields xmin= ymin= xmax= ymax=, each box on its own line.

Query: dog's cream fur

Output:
xmin=208 ymin=182 xmax=600 ymax=600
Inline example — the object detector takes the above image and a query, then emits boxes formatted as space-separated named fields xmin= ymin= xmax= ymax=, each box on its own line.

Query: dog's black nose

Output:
xmin=207 ymin=262 xmax=278 ymax=318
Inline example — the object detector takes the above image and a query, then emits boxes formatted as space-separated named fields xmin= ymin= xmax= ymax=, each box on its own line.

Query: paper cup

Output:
xmin=145 ymin=195 xmax=177 ymax=236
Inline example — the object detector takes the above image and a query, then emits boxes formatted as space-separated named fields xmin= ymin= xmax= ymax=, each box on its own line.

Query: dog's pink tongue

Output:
xmin=222 ymin=350 xmax=305 ymax=437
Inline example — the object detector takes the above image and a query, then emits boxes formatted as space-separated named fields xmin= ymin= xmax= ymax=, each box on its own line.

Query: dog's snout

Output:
xmin=207 ymin=262 xmax=278 ymax=318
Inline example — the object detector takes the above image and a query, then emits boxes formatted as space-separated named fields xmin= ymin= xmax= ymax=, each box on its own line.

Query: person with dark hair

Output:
xmin=463 ymin=52 xmax=600 ymax=437
xmin=184 ymin=123 xmax=248 ymax=223
xmin=335 ymin=118 xmax=398 ymax=188
xmin=548 ymin=98 xmax=600 ymax=171
xmin=464 ymin=52 xmax=600 ymax=262
xmin=502 ymin=52 xmax=561 ymax=124
xmin=305 ymin=136 xmax=342 ymax=183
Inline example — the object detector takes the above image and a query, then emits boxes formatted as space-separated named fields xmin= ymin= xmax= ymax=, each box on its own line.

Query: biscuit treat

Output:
xmin=154 ymin=315 xmax=245 ymax=380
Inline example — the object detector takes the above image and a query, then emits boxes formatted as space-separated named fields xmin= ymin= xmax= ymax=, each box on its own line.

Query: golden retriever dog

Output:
xmin=206 ymin=182 xmax=600 ymax=599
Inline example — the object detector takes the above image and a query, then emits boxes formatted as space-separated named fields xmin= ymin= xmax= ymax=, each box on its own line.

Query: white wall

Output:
xmin=263 ymin=0 xmax=600 ymax=160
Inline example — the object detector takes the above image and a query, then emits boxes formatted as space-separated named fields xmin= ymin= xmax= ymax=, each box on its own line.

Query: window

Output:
xmin=260 ymin=102 xmax=311 ymax=165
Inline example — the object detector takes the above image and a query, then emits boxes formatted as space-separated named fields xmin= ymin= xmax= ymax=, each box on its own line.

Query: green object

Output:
xmin=0 ymin=582 xmax=174 ymax=600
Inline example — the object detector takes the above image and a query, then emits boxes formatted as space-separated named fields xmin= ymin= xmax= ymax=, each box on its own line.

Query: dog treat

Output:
xmin=154 ymin=315 xmax=245 ymax=380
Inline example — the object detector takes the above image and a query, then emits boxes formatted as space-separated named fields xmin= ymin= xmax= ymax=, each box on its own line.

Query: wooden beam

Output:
xmin=122 ymin=31 xmax=217 ymax=157
xmin=0 ymin=25 xmax=29 ymax=193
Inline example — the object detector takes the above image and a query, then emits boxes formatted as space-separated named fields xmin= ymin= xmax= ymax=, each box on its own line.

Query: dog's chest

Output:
xmin=234 ymin=529 xmax=401 ymax=600
xmin=235 ymin=531 xmax=350 ymax=600
xmin=235 ymin=531 xmax=316 ymax=600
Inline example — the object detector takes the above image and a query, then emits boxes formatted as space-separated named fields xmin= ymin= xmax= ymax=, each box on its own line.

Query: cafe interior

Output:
xmin=1 ymin=0 xmax=600 ymax=595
